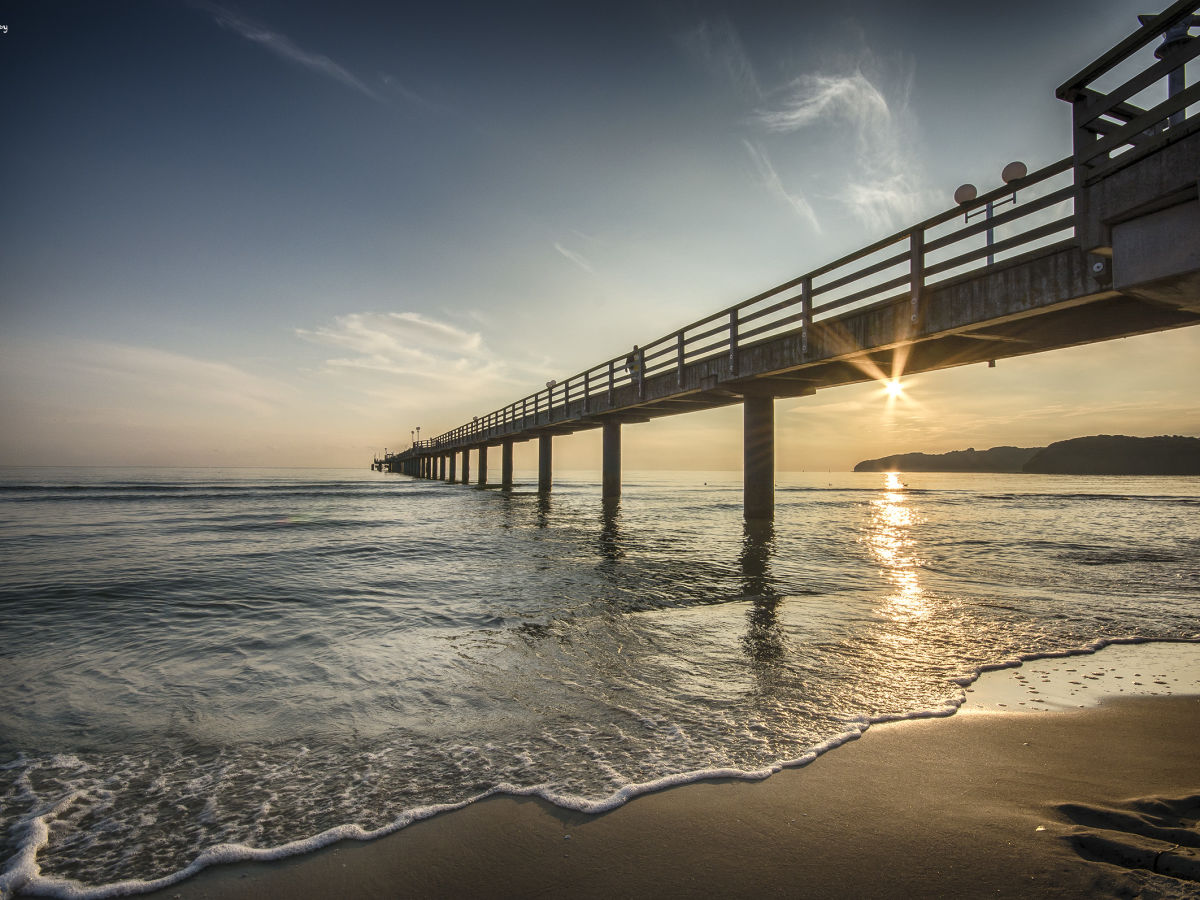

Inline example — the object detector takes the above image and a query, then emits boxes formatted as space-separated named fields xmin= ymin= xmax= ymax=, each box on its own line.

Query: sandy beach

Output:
xmin=154 ymin=687 xmax=1200 ymax=899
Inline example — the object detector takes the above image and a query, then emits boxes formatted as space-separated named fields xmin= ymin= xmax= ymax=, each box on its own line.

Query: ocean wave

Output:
xmin=3 ymin=636 xmax=1196 ymax=900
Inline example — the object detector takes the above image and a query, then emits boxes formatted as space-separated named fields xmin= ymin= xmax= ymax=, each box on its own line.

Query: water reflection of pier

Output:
xmin=740 ymin=520 xmax=787 ymax=670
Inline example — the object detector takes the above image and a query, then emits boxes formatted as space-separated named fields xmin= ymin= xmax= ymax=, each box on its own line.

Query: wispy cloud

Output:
xmin=297 ymin=311 xmax=529 ymax=389
xmin=678 ymin=18 xmax=762 ymax=100
xmin=553 ymin=242 xmax=595 ymax=275
xmin=0 ymin=339 xmax=295 ymax=418
xmin=756 ymin=71 xmax=889 ymax=135
xmin=754 ymin=67 xmax=932 ymax=233
xmin=378 ymin=72 xmax=429 ymax=108
xmin=84 ymin=342 xmax=293 ymax=415
xmin=742 ymin=140 xmax=821 ymax=232
xmin=199 ymin=2 xmax=381 ymax=101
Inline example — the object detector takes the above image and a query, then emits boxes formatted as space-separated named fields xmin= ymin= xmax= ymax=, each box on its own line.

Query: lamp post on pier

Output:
xmin=954 ymin=161 xmax=1027 ymax=266
xmin=1139 ymin=13 xmax=1200 ymax=128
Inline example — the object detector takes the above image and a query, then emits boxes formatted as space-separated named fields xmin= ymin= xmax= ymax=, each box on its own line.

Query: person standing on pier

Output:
xmin=625 ymin=345 xmax=642 ymax=381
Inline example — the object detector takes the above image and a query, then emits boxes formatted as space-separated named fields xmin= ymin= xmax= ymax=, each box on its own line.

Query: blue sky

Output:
xmin=2 ymin=0 xmax=1197 ymax=469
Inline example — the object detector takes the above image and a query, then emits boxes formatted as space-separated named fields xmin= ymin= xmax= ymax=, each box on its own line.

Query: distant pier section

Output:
xmin=377 ymin=3 xmax=1200 ymax=519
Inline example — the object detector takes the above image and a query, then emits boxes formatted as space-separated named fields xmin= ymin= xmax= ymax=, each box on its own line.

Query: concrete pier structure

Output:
xmin=449 ymin=452 xmax=457 ymax=483
xmin=501 ymin=440 xmax=514 ymax=491
xmin=743 ymin=396 xmax=774 ymax=521
xmin=538 ymin=436 xmax=552 ymax=494
xmin=477 ymin=445 xmax=488 ymax=488
xmin=380 ymin=9 xmax=1200 ymax=520
xmin=602 ymin=421 xmax=621 ymax=499
xmin=461 ymin=450 xmax=470 ymax=485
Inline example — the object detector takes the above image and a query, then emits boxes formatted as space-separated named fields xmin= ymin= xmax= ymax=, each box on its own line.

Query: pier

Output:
xmin=376 ymin=4 xmax=1200 ymax=520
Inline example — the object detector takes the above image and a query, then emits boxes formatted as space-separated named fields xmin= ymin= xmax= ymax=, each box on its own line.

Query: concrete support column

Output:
xmin=602 ymin=421 xmax=621 ymax=499
xmin=501 ymin=440 xmax=514 ymax=491
xmin=538 ymin=435 xmax=552 ymax=493
xmin=744 ymin=395 xmax=774 ymax=521
xmin=477 ymin=445 xmax=488 ymax=487
xmin=462 ymin=449 xmax=470 ymax=485
xmin=437 ymin=455 xmax=445 ymax=480
xmin=449 ymin=451 xmax=457 ymax=483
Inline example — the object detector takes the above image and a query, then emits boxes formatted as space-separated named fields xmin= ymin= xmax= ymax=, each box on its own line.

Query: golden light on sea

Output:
xmin=867 ymin=472 xmax=929 ymax=621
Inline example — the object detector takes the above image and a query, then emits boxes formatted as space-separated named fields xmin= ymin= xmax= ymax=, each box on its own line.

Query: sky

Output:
xmin=2 ymin=0 xmax=1197 ymax=471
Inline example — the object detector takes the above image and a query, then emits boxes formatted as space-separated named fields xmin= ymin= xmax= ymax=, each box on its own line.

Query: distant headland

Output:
xmin=853 ymin=435 xmax=1200 ymax=475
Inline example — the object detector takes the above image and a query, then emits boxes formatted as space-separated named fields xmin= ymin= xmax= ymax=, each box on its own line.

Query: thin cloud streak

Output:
xmin=554 ymin=242 xmax=595 ymax=274
xmin=1 ymin=339 xmax=295 ymax=418
xmin=742 ymin=140 xmax=821 ymax=232
xmin=200 ymin=3 xmax=382 ymax=101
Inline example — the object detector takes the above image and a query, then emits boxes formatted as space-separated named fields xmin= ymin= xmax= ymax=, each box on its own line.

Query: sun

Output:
xmin=884 ymin=379 xmax=905 ymax=399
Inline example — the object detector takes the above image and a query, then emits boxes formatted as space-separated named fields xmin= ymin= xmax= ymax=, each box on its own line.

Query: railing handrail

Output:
xmin=1056 ymin=0 xmax=1199 ymax=101
xmin=402 ymin=155 xmax=1076 ymax=454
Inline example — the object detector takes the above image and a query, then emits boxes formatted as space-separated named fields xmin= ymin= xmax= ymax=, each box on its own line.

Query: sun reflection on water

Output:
xmin=866 ymin=473 xmax=928 ymax=621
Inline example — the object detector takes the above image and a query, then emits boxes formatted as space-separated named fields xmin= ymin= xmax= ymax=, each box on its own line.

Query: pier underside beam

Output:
xmin=538 ymin=435 xmax=552 ymax=493
xmin=502 ymin=440 xmax=514 ymax=490
xmin=602 ymin=421 xmax=621 ymax=499
xmin=744 ymin=395 xmax=774 ymax=521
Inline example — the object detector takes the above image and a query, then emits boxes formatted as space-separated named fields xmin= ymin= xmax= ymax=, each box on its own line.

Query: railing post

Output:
xmin=1070 ymin=96 xmax=1102 ymax=253
xmin=676 ymin=331 xmax=685 ymax=388
xmin=801 ymin=276 xmax=812 ymax=359
xmin=564 ymin=378 xmax=570 ymax=416
xmin=583 ymin=371 xmax=590 ymax=414
xmin=909 ymin=228 xmax=924 ymax=326
xmin=608 ymin=360 xmax=615 ymax=406
xmin=522 ymin=396 xmax=528 ymax=429
xmin=729 ymin=309 xmax=740 ymax=377
xmin=637 ymin=347 xmax=646 ymax=399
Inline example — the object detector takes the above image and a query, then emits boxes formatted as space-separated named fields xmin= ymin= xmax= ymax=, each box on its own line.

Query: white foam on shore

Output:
xmin=2 ymin=636 xmax=1197 ymax=900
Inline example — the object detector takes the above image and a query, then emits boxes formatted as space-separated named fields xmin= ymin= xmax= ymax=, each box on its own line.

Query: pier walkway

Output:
xmin=378 ymin=3 xmax=1200 ymax=519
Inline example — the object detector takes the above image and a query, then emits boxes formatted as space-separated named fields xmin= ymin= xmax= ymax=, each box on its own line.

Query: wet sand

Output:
xmin=155 ymin=691 xmax=1200 ymax=899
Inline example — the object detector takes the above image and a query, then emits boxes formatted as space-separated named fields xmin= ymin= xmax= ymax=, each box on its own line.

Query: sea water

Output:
xmin=1 ymin=467 xmax=1197 ymax=897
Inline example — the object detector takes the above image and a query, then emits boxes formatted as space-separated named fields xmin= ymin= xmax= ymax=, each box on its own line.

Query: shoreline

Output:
xmin=6 ymin=640 xmax=1195 ymax=899
xmin=149 ymin=695 xmax=1200 ymax=899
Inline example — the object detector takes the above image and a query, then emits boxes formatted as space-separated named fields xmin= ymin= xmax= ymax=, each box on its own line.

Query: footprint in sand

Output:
xmin=1057 ymin=794 xmax=1200 ymax=885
